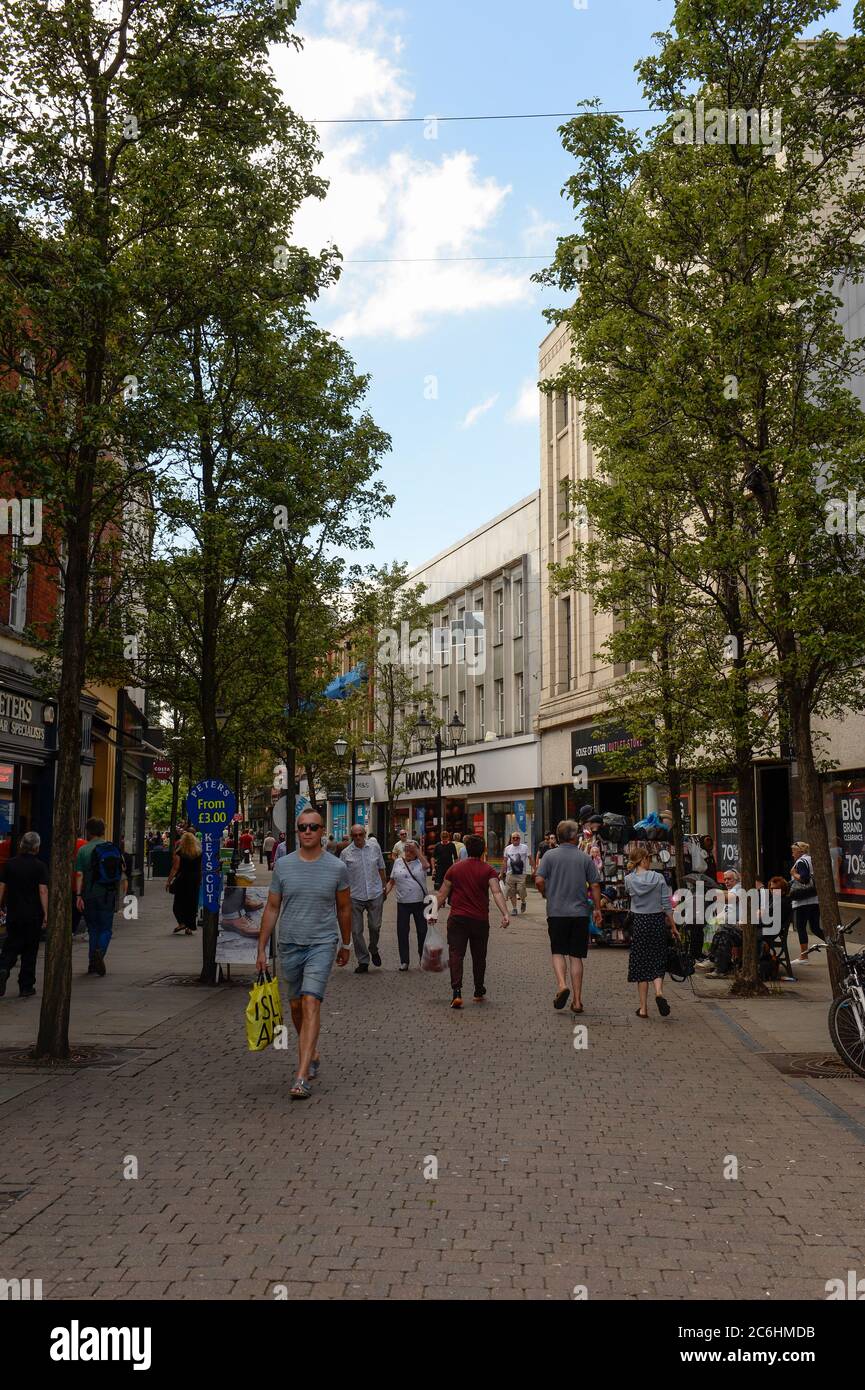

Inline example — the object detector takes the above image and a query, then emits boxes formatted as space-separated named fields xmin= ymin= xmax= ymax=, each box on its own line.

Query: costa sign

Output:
xmin=151 ymin=758 xmax=172 ymax=781
xmin=404 ymin=762 xmax=477 ymax=793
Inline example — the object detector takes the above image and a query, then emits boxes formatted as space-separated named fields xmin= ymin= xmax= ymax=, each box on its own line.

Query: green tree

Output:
xmin=538 ymin=0 xmax=865 ymax=992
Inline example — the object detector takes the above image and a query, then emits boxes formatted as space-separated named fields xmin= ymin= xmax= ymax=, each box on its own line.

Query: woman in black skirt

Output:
xmin=166 ymin=830 xmax=202 ymax=935
xmin=624 ymin=847 xmax=679 ymax=1018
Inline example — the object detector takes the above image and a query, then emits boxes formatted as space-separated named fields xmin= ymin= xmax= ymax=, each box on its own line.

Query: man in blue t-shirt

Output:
xmin=257 ymin=811 xmax=352 ymax=1100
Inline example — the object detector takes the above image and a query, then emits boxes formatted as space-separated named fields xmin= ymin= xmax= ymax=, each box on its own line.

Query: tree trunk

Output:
xmin=34 ymin=541 xmax=88 ymax=1058
xmin=789 ymin=687 xmax=843 ymax=996
xmin=729 ymin=753 xmax=766 ymax=996
xmin=666 ymin=758 xmax=685 ymax=892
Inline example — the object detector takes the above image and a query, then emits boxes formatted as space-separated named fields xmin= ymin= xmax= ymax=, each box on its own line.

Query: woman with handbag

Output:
xmin=384 ymin=839 xmax=430 ymax=970
xmin=625 ymin=847 xmax=680 ymax=1018
xmin=789 ymin=841 xmax=825 ymax=963
xmin=166 ymin=830 xmax=202 ymax=935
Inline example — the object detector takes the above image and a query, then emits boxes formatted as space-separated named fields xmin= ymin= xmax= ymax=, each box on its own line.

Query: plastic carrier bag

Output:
xmin=421 ymin=921 xmax=449 ymax=973
xmin=246 ymin=970 xmax=283 ymax=1051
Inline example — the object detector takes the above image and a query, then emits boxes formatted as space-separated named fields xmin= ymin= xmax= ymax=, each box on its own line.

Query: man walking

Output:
xmin=340 ymin=823 xmax=387 ymax=973
xmin=534 ymin=831 xmax=557 ymax=873
xmin=453 ymin=832 xmax=468 ymax=861
xmin=534 ymin=819 xmax=603 ymax=1014
xmin=435 ymin=834 xmax=510 ymax=1009
xmin=0 ymin=831 xmax=48 ymax=998
xmin=262 ymin=831 xmax=276 ymax=869
xmin=391 ymin=828 xmax=409 ymax=862
xmin=74 ymin=818 xmax=127 ymax=977
xmin=256 ymin=809 xmax=352 ymax=1100
xmin=501 ymin=830 xmax=529 ymax=914
xmin=432 ymin=829 xmax=458 ymax=891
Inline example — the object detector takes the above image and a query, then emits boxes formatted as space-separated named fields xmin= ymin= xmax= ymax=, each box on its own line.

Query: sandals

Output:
xmin=554 ymin=987 xmax=570 ymax=1010
xmin=308 ymin=1059 xmax=320 ymax=1081
xmin=656 ymin=995 xmax=671 ymax=1017
xmin=635 ymin=1008 xmax=648 ymax=1018
xmin=290 ymin=1079 xmax=311 ymax=1100
xmin=172 ymin=926 xmax=186 ymax=935
xmin=570 ymin=1002 xmax=584 ymax=1015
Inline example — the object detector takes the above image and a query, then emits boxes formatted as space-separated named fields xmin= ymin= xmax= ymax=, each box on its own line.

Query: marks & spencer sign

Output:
xmin=404 ymin=763 xmax=477 ymax=793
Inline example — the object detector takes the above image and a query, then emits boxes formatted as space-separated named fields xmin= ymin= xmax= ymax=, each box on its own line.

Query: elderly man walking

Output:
xmin=0 ymin=831 xmax=48 ymax=999
xmin=534 ymin=819 xmax=603 ymax=1014
xmin=501 ymin=831 xmax=529 ymax=914
xmin=340 ymin=823 xmax=387 ymax=973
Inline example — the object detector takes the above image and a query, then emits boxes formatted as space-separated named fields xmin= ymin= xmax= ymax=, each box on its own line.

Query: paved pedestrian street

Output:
xmin=2 ymin=889 xmax=865 ymax=1302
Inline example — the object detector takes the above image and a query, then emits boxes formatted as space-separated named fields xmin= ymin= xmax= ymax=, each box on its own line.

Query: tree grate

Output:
xmin=761 ymin=1052 xmax=861 ymax=1079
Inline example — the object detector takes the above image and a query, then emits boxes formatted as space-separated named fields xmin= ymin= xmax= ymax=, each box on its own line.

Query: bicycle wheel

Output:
xmin=828 ymin=995 xmax=865 ymax=1078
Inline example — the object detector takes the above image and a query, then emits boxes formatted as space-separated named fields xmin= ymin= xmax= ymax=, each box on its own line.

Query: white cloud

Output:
xmin=461 ymin=394 xmax=500 ymax=430
xmin=272 ymin=3 xmax=534 ymax=340
xmin=507 ymin=378 xmax=540 ymax=425
xmin=521 ymin=207 xmax=561 ymax=257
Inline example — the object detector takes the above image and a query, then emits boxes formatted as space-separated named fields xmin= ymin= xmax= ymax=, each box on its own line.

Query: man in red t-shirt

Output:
xmin=435 ymin=834 xmax=509 ymax=1008
xmin=239 ymin=828 xmax=254 ymax=855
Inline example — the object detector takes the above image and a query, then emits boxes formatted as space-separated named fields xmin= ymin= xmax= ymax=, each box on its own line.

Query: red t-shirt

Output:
xmin=239 ymin=832 xmax=253 ymax=851
xmin=444 ymin=859 xmax=499 ymax=921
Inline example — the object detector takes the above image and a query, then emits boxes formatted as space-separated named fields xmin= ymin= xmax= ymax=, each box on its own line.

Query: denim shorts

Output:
xmin=278 ymin=937 xmax=339 ymax=1002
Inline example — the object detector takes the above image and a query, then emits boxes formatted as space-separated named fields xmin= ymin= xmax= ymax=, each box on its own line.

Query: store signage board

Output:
xmin=0 ymin=689 xmax=53 ymax=751
xmin=186 ymin=779 xmax=236 ymax=912
xmin=836 ymin=790 xmax=865 ymax=898
xmin=712 ymin=791 xmax=739 ymax=875
xmin=151 ymin=759 xmax=172 ymax=781
xmin=404 ymin=762 xmax=477 ymax=792
xmin=571 ymin=725 xmax=646 ymax=778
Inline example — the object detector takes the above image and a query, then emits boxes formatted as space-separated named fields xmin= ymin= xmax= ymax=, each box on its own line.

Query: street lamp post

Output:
xmin=334 ymin=737 xmax=357 ymax=833
xmin=413 ymin=712 xmax=466 ymax=843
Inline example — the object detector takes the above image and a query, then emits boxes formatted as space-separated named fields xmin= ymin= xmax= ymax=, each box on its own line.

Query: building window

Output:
xmin=494 ymin=589 xmax=504 ymax=645
xmin=437 ymin=614 xmax=449 ymax=666
xmin=8 ymin=535 xmax=28 ymax=632
xmin=456 ymin=606 xmax=466 ymax=663
xmin=558 ymin=389 xmax=569 ymax=431
xmin=458 ymin=688 xmax=466 ymax=731
xmin=441 ymin=695 xmax=449 ymax=730
xmin=495 ymin=679 xmax=504 ymax=736
xmin=477 ymin=684 xmax=485 ymax=740
xmin=515 ymin=672 xmax=524 ymax=733
xmin=563 ymin=596 xmax=573 ymax=688
xmin=513 ymin=578 xmax=523 ymax=637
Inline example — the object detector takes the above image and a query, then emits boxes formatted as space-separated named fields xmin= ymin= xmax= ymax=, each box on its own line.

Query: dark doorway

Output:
xmin=596 ymin=780 xmax=639 ymax=817
xmin=759 ymin=765 xmax=792 ymax=881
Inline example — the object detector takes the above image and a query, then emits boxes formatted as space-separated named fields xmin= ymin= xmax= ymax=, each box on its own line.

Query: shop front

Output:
xmin=373 ymin=736 xmax=541 ymax=871
xmin=0 ymin=669 xmax=57 ymax=870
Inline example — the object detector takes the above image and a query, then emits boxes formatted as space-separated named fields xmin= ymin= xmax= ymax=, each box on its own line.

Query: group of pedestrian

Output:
xmin=698 ymin=841 xmax=825 ymax=979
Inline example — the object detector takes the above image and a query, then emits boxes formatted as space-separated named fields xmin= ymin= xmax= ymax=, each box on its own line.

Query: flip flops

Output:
xmin=554 ymin=988 xmax=570 ymax=1010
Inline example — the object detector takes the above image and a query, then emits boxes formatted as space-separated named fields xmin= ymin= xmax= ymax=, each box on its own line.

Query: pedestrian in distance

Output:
xmin=434 ymin=834 xmax=509 ymax=1009
xmin=239 ymin=826 xmax=254 ymax=857
xmin=0 ymin=831 xmax=48 ymax=999
xmin=273 ymin=833 xmax=287 ymax=864
xmin=533 ymin=831 xmax=557 ymax=874
xmin=534 ymin=819 xmax=603 ymax=1015
xmin=340 ymin=824 xmax=387 ymax=973
xmin=74 ymin=818 xmax=128 ymax=977
xmin=391 ymin=828 xmax=409 ymax=862
xmin=166 ymin=830 xmax=202 ymax=935
xmin=789 ymin=841 xmax=825 ymax=963
xmin=624 ymin=846 xmax=679 ymax=1018
xmin=263 ymin=831 xmax=276 ymax=870
xmin=700 ymin=834 xmax=718 ymax=882
xmin=384 ymin=839 xmax=430 ymax=970
xmin=256 ymin=810 xmax=352 ymax=1100
xmin=72 ymin=831 xmax=87 ymax=937
xmin=501 ymin=831 xmax=529 ymax=914
xmin=452 ymin=832 xmax=468 ymax=861
xmin=432 ymin=828 xmax=458 ymax=891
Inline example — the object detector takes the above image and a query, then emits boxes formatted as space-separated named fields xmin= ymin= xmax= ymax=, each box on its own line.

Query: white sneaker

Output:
xmin=398 ymin=963 xmax=409 ymax=972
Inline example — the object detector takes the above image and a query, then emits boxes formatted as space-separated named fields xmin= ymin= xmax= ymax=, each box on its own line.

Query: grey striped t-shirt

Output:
xmin=270 ymin=851 xmax=349 ymax=946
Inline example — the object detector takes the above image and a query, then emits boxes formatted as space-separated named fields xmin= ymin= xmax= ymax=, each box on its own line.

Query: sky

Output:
xmin=271 ymin=0 xmax=859 ymax=573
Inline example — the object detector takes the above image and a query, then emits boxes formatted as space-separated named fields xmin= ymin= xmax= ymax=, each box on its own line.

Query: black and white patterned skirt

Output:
xmin=627 ymin=911 xmax=668 ymax=983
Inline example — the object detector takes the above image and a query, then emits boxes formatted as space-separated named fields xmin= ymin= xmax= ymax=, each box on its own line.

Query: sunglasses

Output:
xmin=298 ymin=823 xmax=323 ymax=832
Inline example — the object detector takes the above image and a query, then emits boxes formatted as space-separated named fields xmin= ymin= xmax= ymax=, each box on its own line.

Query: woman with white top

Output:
xmin=625 ymin=847 xmax=679 ymax=1018
xmin=789 ymin=841 xmax=825 ymax=962
xmin=384 ymin=840 xmax=431 ymax=970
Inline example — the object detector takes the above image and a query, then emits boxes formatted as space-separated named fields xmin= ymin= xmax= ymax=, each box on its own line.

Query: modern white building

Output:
xmin=368 ymin=492 xmax=543 ymax=866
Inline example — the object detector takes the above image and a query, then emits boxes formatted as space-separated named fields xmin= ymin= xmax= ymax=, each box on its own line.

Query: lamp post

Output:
xmin=215 ymin=707 xmax=229 ymax=863
xmin=412 ymin=712 xmax=466 ymax=843
xmin=334 ymin=737 xmax=356 ymax=833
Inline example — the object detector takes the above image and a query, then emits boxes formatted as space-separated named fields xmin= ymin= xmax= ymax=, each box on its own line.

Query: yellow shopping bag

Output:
xmin=246 ymin=970 xmax=283 ymax=1052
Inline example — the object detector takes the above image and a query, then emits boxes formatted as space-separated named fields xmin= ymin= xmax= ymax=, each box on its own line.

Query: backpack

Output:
xmin=90 ymin=841 xmax=124 ymax=892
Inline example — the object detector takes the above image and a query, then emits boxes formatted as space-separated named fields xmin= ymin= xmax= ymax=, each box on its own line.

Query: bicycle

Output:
xmin=802 ymin=916 xmax=865 ymax=1077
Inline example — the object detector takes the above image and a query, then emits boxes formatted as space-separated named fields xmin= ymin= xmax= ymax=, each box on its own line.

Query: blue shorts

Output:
xmin=278 ymin=937 xmax=339 ymax=1002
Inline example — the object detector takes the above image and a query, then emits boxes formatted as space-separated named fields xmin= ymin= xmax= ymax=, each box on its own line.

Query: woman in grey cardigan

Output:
xmin=625 ymin=847 xmax=679 ymax=1018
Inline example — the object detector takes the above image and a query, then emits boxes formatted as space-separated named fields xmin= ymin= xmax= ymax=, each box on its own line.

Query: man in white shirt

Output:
xmin=391 ymin=828 xmax=408 ymax=861
xmin=341 ymin=824 xmax=387 ymax=973
xmin=501 ymin=832 xmax=529 ymax=914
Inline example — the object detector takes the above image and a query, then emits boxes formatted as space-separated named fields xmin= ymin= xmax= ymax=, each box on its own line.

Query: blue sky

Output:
xmin=274 ymin=0 xmax=858 ymax=572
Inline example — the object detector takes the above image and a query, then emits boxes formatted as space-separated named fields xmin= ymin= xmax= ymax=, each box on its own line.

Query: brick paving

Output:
xmin=1 ymin=889 xmax=865 ymax=1300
